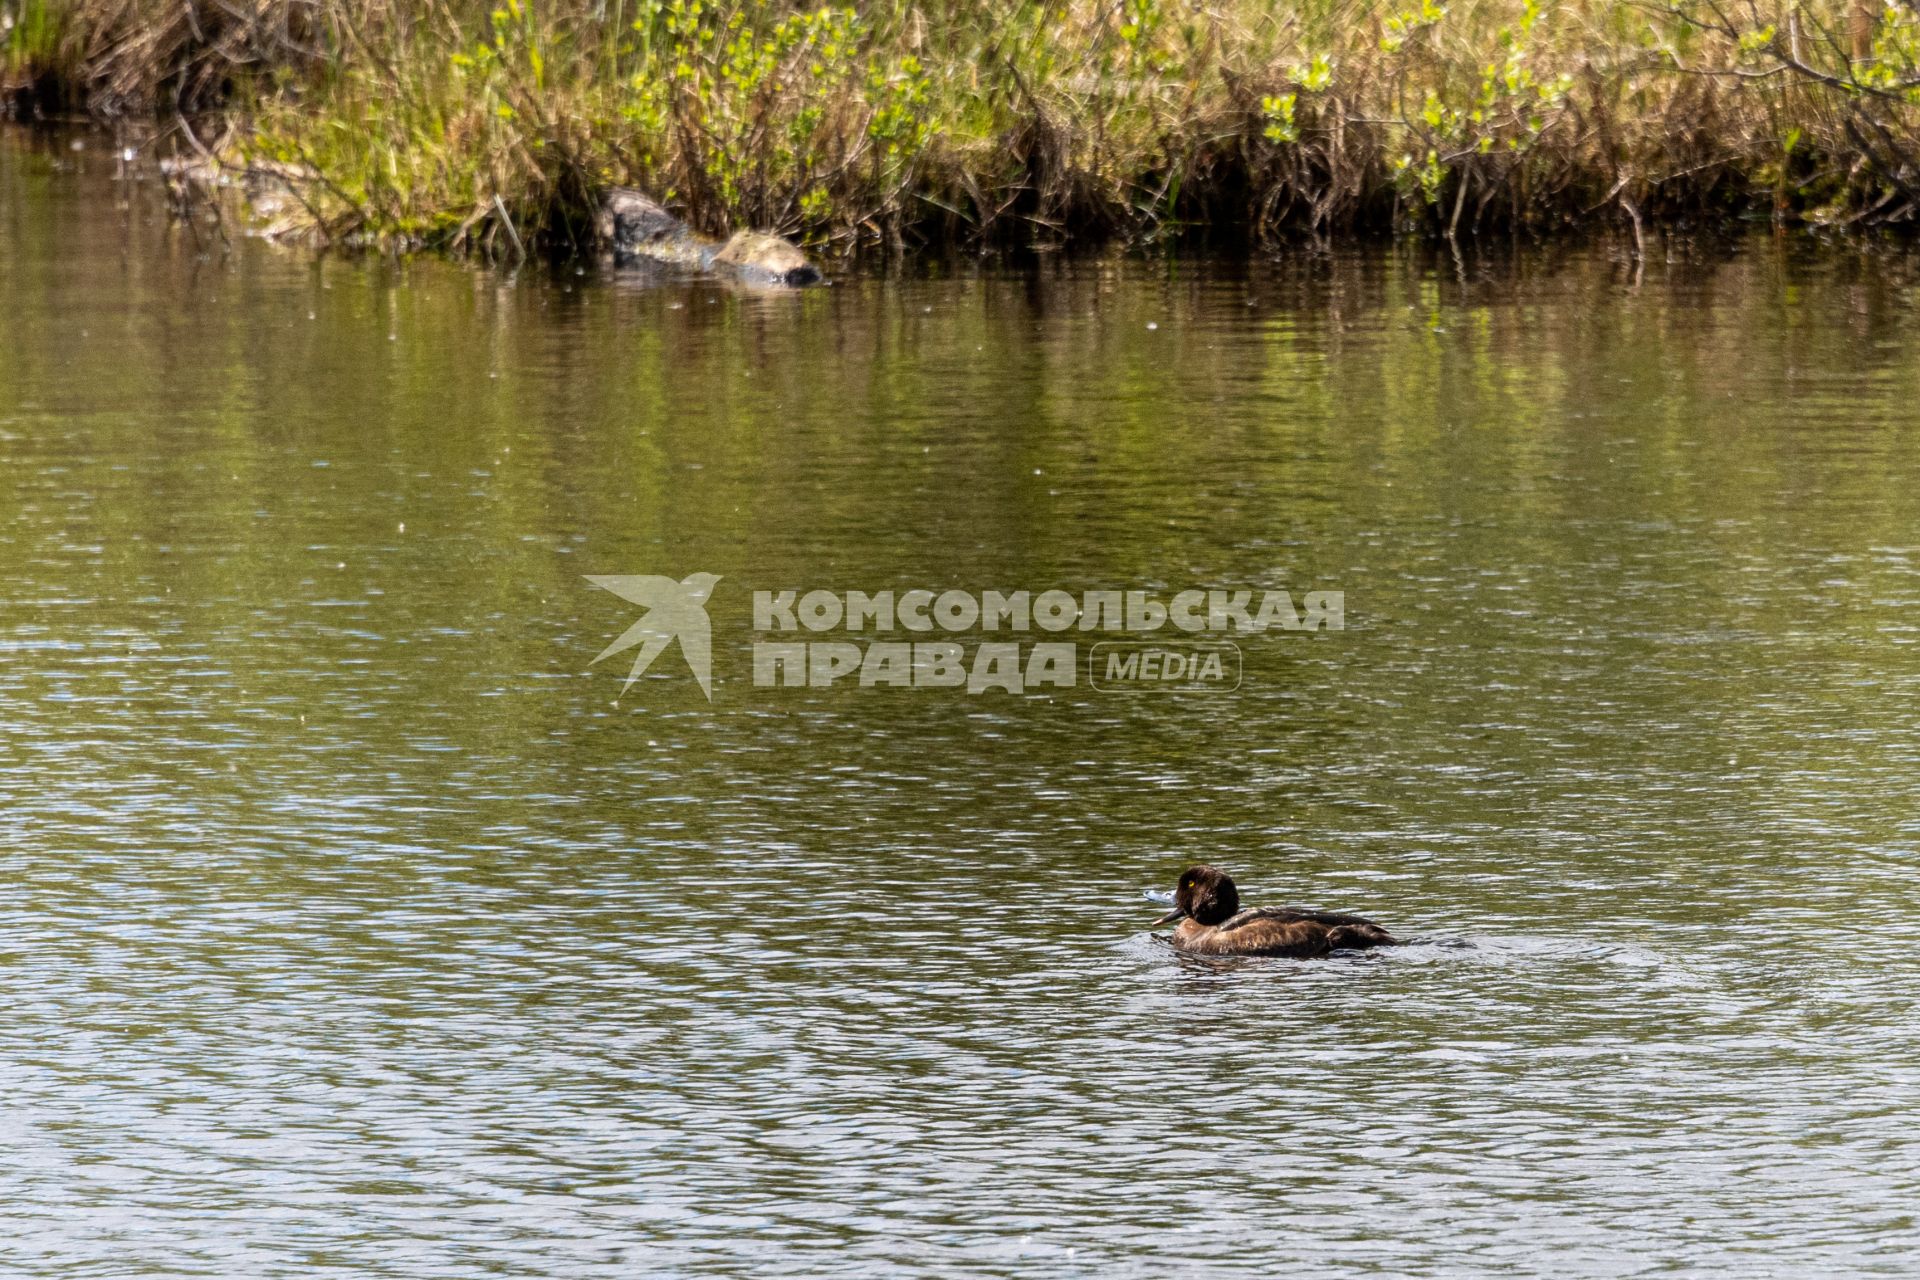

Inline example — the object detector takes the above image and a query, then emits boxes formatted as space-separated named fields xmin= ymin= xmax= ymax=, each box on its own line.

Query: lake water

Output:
xmin=4 ymin=128 xmax=1920 ymax=1276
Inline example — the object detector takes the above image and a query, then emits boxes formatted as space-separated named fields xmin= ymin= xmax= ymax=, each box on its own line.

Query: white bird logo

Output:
xmin=585 ymin=572 xmax=722 ymax=701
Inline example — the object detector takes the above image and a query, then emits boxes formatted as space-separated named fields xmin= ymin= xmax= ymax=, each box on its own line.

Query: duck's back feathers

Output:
xmin=1226 ymin=906 xmax=1386 ymax=931
xmin=1175 ymin=905 xmax=1397 ymax=957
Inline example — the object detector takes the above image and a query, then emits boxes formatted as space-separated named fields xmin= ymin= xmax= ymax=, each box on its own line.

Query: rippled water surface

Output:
xmin=5 ymin=129 xmax=1920 ymax=1276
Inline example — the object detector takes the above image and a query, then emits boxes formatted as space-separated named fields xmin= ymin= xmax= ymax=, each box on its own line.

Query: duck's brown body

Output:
xmin=1168 ymin=906 xmax=1396 ymax=957
xmin=1154 ymin=866 xmax=1397 ymax=958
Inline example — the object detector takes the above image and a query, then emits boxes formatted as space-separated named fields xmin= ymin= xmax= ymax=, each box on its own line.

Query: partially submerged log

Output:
xmin=596 ymin=189 xmax=821 ymax=287
xmin=148 ymin=162 xmax=823 ymax=280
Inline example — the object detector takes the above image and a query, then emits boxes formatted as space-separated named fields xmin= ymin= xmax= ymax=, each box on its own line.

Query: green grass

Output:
xmin=9 ymin=0 xmax=1920 ymax=253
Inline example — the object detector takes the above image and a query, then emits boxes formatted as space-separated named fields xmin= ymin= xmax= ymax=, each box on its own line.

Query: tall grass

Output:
xmin=8 ymin=0 xmax=1920 ymax=252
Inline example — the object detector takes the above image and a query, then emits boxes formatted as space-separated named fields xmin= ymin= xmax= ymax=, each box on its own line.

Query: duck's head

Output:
xmin=1153 ymin=865 xmax=1240 ymax=927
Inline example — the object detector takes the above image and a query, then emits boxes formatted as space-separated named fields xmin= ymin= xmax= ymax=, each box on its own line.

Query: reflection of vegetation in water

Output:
xmin=5 ymin=138 xmax=1920 ymax=925
xmin=10 ymin=0 xmax=1920 ymax=250
xmin=13 ymin=145 xmax=1920 ymax=1274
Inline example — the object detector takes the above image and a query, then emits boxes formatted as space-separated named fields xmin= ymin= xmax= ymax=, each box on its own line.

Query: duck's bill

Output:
xmin=1144 ymin=888 xmax=1185 ymax=926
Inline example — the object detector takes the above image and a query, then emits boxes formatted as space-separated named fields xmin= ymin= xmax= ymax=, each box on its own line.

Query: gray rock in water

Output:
xmin=598 ymin=188 xmax=821 ymax=286
xmin=596 ymin=189 xmax=686 ymax=254
xmin=712 ymin=231 xmax=822 ymax=287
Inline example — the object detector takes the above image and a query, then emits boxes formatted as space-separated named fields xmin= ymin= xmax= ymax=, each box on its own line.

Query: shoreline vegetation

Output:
xmin=6 ymin=0 xmax=1920 ymax=259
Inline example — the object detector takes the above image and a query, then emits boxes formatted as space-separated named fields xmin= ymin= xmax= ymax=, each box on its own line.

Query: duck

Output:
xmin=1148 ymin=864 xmax=1397 ymax=957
